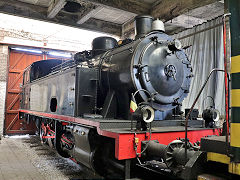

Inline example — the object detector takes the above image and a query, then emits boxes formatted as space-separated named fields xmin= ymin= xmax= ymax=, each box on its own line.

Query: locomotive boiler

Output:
xmin=19 ymin=15 xmax=218 ymax=179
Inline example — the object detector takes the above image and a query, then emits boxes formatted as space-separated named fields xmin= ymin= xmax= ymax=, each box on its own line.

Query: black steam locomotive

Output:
xmin=19 ymin=16 xmax=218 ymax=179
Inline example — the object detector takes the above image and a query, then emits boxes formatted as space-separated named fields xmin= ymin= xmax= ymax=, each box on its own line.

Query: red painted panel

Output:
xmin=116 ymin=129 xmax=219 ymax=160
xmin=19 ymin=109 xmax=219 ymax=160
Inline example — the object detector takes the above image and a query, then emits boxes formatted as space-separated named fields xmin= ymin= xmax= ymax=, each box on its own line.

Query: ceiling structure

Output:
xmin=0 ymin=0 xmax=224 ymax=38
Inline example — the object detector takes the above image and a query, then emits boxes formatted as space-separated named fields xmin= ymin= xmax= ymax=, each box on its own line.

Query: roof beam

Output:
xmin=80 ymin=18 xmax=121 ymax=36
xmin=121 ymin=19 xmax=135 ymax=39
xmin=48 ymin=0 xmax=67 ymax=19
xmin=151 ymin=0 xmax=218 ymax=21
xmin=77 ymin=6 xmax=103 ymax=24
xmin=0 ymin=0 xmax=121 ymax=36
xmin=81 ymin=0 xmax=149 ymax=15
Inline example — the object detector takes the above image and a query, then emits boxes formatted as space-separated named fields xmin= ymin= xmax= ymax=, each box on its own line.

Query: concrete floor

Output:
xmin=0 ymin=135 xmax=102 ymax=180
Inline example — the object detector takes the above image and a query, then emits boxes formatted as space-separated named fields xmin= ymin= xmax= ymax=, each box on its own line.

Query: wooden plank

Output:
xmin=5 ymin=114 xmax=18 ymax=131
xmin=9 ymin=69 xmax=22 ymax=73
xmin=80 ymin=18 xmax=121 ymax=36
xmin=77 ymin=6 xmax=103 ymax=24
xmin=7 ymin=71 xmax=24 ymax=90
xmin=10 ymin=53 xmax=24 ymax=69
xmin=8 ymin=89 xmax=22 ymax=93
xmin=0 ymin=0 xmax=122 ymax=36
xmin=7 ymin=110 xmax=19 ymax=114
xmin=83 ymin=0 xmax=149 ymax=14
xmin=122 ymin=19 xmax=135 ymax=39
xmin=48 ymin=0 xmax=67 ymax=18
xmin=7 ymin=94 xmax=20 ymax=111
xmin=151 ymin=0 xmax=218 ymax=21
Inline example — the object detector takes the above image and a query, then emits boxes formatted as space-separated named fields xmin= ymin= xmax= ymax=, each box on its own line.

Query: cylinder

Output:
xmin=135 ymin=15 xmax=153 ymax=39
xmin=145 ymin=141 xmax=167 ymax=158
xmin=172 ymin=148 xmax=195 ymax=165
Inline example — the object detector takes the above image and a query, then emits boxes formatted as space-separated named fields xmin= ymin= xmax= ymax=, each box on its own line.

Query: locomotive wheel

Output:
xmin=40 ymin=123 xmax=47 ymax=144
xmin=55 ymin=130 xmax=71 ymax=158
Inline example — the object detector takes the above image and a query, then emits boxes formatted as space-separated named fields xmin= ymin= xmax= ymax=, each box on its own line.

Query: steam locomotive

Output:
xmin=19 ymin=15 xmax=219 ymax=179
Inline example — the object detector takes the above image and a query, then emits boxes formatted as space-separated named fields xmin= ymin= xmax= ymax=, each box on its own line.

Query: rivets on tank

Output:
xmin=128 ymin=47 xmax=133 ymax=53
xmin=144 ymin=72 xmax=150 ymax=82
xmin=150 ymin=36 xmax=158 ymax=42
xmin=186 ymin=74 xmax=194 ymax=78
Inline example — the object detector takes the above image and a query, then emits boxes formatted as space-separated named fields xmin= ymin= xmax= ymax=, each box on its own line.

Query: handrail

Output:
xmin=184 ymin=68 xmax=226 ymax=162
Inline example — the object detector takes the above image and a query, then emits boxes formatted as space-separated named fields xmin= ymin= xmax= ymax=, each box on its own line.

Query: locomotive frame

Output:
xmin=19 ymin=58 xmax=218 ymax=178
xmin=18 ymin=15 xmax=225 ymax=179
